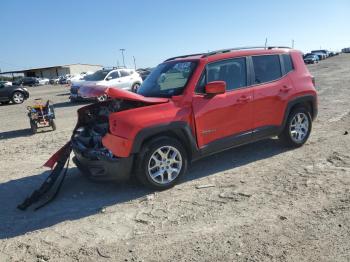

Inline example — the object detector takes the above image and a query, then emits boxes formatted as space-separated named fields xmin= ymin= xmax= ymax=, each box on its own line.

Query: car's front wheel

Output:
xmin=137 ymin=137 xmax=188 ymax=190
xmin=280 ymin=107 xmax=312 ymax=147
xmin=12 ymin=91 xmax=25 ymax=104
xmin=131 ymin=83 xmax=140 ymax=93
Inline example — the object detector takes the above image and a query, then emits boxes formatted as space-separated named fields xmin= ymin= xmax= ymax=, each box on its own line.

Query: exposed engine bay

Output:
xmin=71 ymin=99 xmax=145 ymax=161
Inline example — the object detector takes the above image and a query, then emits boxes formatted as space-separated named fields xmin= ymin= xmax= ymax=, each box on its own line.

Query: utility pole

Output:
xmin=264 ymin=38 xmax=268 ymax=49
xmin=120 ymin=49 xmax=126 ymax=68
xmin=292 ymin=39 xmax=295 ymax=48
xmin=133 ymin=56 xmax=137 ymax=70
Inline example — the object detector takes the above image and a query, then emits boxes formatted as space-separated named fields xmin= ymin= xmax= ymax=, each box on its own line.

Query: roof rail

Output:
xmin=267 ymin=46 xmax=291 ymax=50
xmin=164 ymin=46 xmax=292 ymax=61
xmin=203 ymin=46 xmax=291 ymax=57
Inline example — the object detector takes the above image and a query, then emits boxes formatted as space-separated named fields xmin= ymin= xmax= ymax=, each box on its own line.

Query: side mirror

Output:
xmin=106 ymin=76 xmax=112 ymax=81
xmin=205 ymin=81 xmax=226 ymax=95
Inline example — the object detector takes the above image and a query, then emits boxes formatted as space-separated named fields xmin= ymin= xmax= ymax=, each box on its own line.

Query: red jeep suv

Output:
xmin=70 ymin=47 xmax=317 ymax=190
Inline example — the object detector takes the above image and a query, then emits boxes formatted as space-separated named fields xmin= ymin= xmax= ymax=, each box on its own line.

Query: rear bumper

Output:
xmin=72 ymin=148 xmax=134 ymax=181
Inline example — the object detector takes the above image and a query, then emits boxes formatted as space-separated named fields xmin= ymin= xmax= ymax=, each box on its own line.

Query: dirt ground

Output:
xmin=0 ymin=54 xmax=349 ymax=262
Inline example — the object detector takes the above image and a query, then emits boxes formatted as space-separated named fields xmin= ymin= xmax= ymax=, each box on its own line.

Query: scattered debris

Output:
xmin=237 ymin=192 xmax=252 ymax=198
xmin=139 ymin=194 xmax=155 ymax=202
xmin=96 ymin=247 xmax=111 ymax=258
xmin=100 ymin=207 xmax=107 ymax=214
xmin=195 ymin=184 xmax=215 ymax=189
xmin=344 ymin=131 xmax=348 ymax=135
xmin=135 ymin=218 xmax=149 ymax=224
xmin=218 ymin=193 xmax=236 ymax=200
xmin=279 ymin=215 xmax=287 ymax=221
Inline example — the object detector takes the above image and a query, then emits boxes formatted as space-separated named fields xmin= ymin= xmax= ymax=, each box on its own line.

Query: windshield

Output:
xmin=83 ymin=70 xmax=110 ymax=81
xmin=137 ymin=61 xmax=197 ymax=97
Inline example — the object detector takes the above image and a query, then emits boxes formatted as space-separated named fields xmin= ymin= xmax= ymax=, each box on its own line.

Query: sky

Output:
xmin=0 ymin=0 xmax=349 ymax=72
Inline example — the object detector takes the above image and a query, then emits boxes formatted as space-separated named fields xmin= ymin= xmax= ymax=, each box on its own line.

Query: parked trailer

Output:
xmin=342 ymin=47 xmax=350 ymax=53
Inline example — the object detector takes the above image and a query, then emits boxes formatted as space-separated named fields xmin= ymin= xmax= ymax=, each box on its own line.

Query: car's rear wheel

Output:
xmin=12 ymin=91 xmax=24 ymax=104
xmin=131 ymin=83 xmax=140 ymax=93
xmin=137 ymin=137 xmax=188 ymax=190
xmin=280 ymin=107 xmax=312 ymax=147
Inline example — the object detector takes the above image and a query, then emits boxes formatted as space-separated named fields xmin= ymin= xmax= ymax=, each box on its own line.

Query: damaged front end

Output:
xmin=18 ymin=87 xmax=168 ymax=210
xmin=71 ymin=99 xmax=137 ymax=181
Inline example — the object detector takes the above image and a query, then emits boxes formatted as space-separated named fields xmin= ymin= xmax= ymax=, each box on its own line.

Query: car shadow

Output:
xmin=0 ymin=128 xmax=32 ymax=140
xmin=0 ymin=102 xmax=15 ymax=106
xmin=0 ymin=138 xmax=290 ymax=239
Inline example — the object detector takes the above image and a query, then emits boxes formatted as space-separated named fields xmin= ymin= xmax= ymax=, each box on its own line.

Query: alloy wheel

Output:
xmin=148 ymin=146 xmax=182 ymax=185
xmin=13 ymin=92 xmax=24 ymax=104
xmin=289 ymin=112 xmax=309 ymax=143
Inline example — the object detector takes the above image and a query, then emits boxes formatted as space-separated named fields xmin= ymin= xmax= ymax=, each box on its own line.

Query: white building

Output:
xmin=1 ymin=63 xmax=103 ymax=79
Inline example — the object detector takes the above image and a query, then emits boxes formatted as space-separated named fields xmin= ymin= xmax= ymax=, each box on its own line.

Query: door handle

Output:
xmin=280 ymin=85 xmax=292 ymax=92
xmin=237 ymin=95 xmax=252 ymax=103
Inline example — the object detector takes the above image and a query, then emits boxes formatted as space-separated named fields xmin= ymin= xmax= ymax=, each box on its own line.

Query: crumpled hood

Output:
xmin=78 ymin=85 xmax=169 ymax=104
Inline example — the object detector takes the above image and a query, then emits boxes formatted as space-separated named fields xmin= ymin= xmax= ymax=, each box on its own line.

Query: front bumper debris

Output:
xmin=18 ymin=143 xmax=72 ymax=211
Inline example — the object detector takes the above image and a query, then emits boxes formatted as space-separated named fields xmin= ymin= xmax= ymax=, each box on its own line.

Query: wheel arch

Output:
xmin=11 ymin=89 xmax=25 ymax=99
xmin=281 ymin=95 xmax=317 ymax=130
xmin=131 ymin=121 xmax=199 ymax=161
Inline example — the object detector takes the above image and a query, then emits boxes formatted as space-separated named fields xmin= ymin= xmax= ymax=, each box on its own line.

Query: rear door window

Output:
xmin=252 ymin=55 xmax=282 ymax=84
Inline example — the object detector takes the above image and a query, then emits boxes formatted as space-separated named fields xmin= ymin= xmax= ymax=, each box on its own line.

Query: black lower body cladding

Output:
xmin=73 ymin=149 xmax=134 ymax=181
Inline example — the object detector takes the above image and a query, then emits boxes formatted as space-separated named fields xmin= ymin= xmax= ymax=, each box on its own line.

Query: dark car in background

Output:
xmin=311 ymin=50 xmax=328 ymax=60
xmin=303 ymin=54 xmax=319 ymax=64
xmin=0 ymin=82 xmax=29 ymax=104
xmin=13 ymin=77 xmax=39 ymax=86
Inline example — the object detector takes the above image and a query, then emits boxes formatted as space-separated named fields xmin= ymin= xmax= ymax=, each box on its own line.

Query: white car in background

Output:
xmin=0 ymin=81 xmax=12 ymax=86
xmin=37 ymin=78 xmax=50 ymax=85
xmin=70 ymin=68 xmax=143 ymax=102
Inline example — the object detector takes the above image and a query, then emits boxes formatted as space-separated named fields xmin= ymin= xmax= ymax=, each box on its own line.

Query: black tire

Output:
xmin=1 ymin=101 xmax=10 ymax=105
xmin=279 ymin=107 xmax=312 ymax=147
xmin=131 ymin=83 xmax=140 ymax=93
xmin=136 ymin=137 xmax=188 ymax=190
xmin=12 ymin=91 xmax=25 ymax=104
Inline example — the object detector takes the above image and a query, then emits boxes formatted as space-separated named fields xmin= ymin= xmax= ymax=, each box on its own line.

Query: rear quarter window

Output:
xmin=281 ymin=54 xmax=294 ymax=74
xmin=252 ymin=55 xmax=281 ymax=84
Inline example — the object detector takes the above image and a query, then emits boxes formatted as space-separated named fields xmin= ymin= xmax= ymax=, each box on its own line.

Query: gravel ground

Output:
xmin=0 ymin=54 xmax=349 ymax=262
